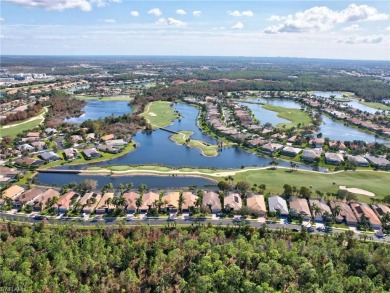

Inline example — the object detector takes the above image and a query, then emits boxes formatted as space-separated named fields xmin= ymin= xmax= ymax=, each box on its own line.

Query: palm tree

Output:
xmin=118 ymin=183 xmax=126 ymax=196
xmin=177 ymin=191 xmax=186 ymax=214
xmin=194 ymin=197 xmax=203 ymax=213
xmin=311 ymin=204 xmax=322 ymax=218
xmin=138 ymin=184 xmax=148 ymax=194
xmin=381 ymin=212 xmax=390 ymax=229
xmin=332 ymin=205 xmax=341 ymax=222
xmin=125 ymin=183 xmax=133 ymax=192
xmin=135 ymin=196 xmax=143 ymax=213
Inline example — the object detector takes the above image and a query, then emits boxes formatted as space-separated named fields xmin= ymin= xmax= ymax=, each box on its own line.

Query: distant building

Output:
xmin=347 ymin=155 xmax=369 ymax=167
xmin=325 ymin=152 xmax=344 ymax=165
xmin=83 ymin=148 xmax=101 ymax=159
xmin=40 ymin=151 xmax=61 ymax=162
xmin=281 ymin=146 xmax=302 ymax=157
xmin=301 ymin=149 xmax=322 ymax=162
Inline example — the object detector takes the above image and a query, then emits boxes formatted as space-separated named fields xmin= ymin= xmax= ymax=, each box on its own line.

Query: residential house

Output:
xmin=365 ymin=155 xmax=390 ymax=169
xmin=0 ymin=167 xmax=21 ymax=180
xmin=325 ymin=152 xmax=344 ymax=165
xmin=182 ymin=191 xmax=198 ymax=212
xmin=281 ymin=146 xmax=302 ymax=157
xmin=14 ymin=157 xmax=44 ymax=167
xmin=97 ymin=144 xmax=119 ymax=154
xmin=350 ymin=202 xmax=382 ymax=229
xmin=330 ymin=201 xmax=358 ymax=225
xmin=70 ymin=135 xmax=83 ymax=144
xmin=83 ymin=148 xmax=101 ymax=159
xmin=224 ymin=192 xmax=242 ymax=211
xmin=123 ymin=191 xmax=139 ymax=213
xmin=2 ymin=185 xmax=25 ymax=200
xmin=301 ymin=149 xmax=322 ymax=162
xmin=309 ymin=199 xmax=332 ymax=221
xmin=162 ymin=191 xmax=180 ymax=213
xmin=14 ymin=188 xmax=43 ymax=207
xmin=261 ymin=143 xmax=284 ymax=155
xmin=33 ymin=188 xmax=60 ymax=211
xmin=17 ymin=144 xmax=35 ymax=152
xmin=268 ymin=196 xmax=289 ymax=216
xmin=139 ymin=191 xmax=160 ymax=213
xmin=101 ymin=134 xmax=115 ymax=142
xmin=40 ymin=151 xmax=61 ymax=162
xmin=86 ymin=133 xmax=96 ymax=142
xmin=82 ymin=193 xmax=102 ymax=214
xmin=245 ymin=138 xmax=267 ymax=148
xmin=26 ymin=132 xmax=41 ymax=139
xmin=63 ymin=148 xmax=79 ymax=160
xmin=309 ymin=138 xmax=325 ymax=148
xmin=44 ymin=128 xmax=58 ymax=135
xmin=203 ymin=191 xmax=222 ymax=214
xmin=371 ymin=204 xmax=390 ymax=219
xmin=328 ymin=141 xmax=346 ymax=151
xmin=105 ymin=139 xmax=128 ymax=148
xmin=247 ymin=194 xmax=267 ymax=216
xmin=347 ymin=155 xmax=370 ymax=167
xmin=95 ymin=192 xmax=114 ymax=214
xmin=289 ymin=197 xmax=312 ymax=220
xmin=53 ymin=191 xmax=80 ymax=213
xmin=31 ymin=141 xmax=46 ymax=151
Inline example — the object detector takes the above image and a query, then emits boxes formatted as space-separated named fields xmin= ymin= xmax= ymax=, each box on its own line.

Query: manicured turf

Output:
xmin=262 ymin=104 xmax=312 ymax=129
xmin=73 ymin=95 xmax=133 ymax=101
xmin=141 ymin=101 xmax=179 ymax=129
xmin=0 ymin=107 xmax=48 ymax=138
xmin=360 ymin=101 xmax=390 ymax=111
xmin=170 ymin=131 xmax=219 ymax=156
xmin=233 ymin=169 xmax=390 ymax=201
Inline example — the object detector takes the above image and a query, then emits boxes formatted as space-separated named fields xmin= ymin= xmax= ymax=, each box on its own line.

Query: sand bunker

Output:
xmin=148 ymin=112 xmax=157 ymax=117
xmin=339 ymin=186 xmax=375 ymax=197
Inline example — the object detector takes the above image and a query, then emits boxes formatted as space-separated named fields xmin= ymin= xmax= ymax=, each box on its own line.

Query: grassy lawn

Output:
xmin=360 ymin=101 xmax=390 ymax=111
xmin=170 ymin=131 xmax=219 ymax=157
xmin=0 ymin=107 xmax=48 ymax=138
xmin=73 ymin=95 xmax=133 ymax=101
xmin=140 ymin=101 xmax=179 ymax=129
xmin=262 ymin=104 xmax=312 ymax=129
xmin=233 ymin=169 xmax=390 ymax=201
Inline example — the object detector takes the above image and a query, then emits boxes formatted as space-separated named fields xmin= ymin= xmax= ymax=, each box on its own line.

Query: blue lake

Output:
xmin=311 ymin=91 xmax=344 ymax=98
xmin=65 ymin=100 xmax=132 ymax=123
xmin=35 ymin=173 xmax=216 ymax=189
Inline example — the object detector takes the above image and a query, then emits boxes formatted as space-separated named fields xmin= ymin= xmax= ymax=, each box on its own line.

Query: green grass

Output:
xmin=73 ymin=95 xmax=133 ymax=101
xmin=170 ymin=131 xmax=219 ymax=157
xmin=141 ymin=101 xmax=179 ymax=129
xmin=359 ymin=101 xmax=390 ymax=111
xmin=262 ymin=104 xmax=312 ymax=129
xmin=233 ymin=169 xmax=390 ymax=201
xmin=0 ymin=107 xmax=48 ymax=138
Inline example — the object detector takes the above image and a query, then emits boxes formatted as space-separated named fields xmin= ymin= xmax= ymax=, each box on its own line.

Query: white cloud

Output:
xmin=0 ymin=17 xmax=4 ymax=22
xmin=342 ymin=24 xmax=360 ymax=32
xmin=5 ymin=0 xmax=122 ymax=11
xmin=231 ymin=22 xmax=244 ymax=30
xmin=386 ymin=26 xmax=390 ymax=32
xmin=156 ymin=17 xmax=186 ymax=27
xmin=264 ymin=4 xmax=388 ymax=34
xmin=228 ymin=10 xmax=254 ymax=17
xmin=148 ymin=8 xmax=162 ymax=17
xmin=104 ymin=19 xmax=116 ymax=23
xmin=193 ymin=10 xmax=201 ymax=17
xmin=130 ymin=11 xmax=139 ymax=17
xmin=339 ymin=35 xmax=384 ymax=44
xmin=267 ymin=15 xmax=283 ymax=21
xmin=167 ymin=17 xmax=186 ymax=27
xmin=176 ymin=9 xmax=186 ymax=16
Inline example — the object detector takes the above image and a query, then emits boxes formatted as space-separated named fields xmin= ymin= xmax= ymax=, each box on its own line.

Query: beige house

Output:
xmin=329 ymin=201 xmax=358 ymax=225
xmin=83 ymin=193 xmax=102 ymax=214
xmin=53 ymin=191 xmax=80 ymax=213
xmin=203 ymin=191 xmax=221 ymax=214
xmin=34 ymin=188 xmax=60 ymax=211
xmin=123 ymin=191 xmax=140 ymax=213
xmin=224 ymin=192 xmax=242 ymax=211
xmin=2 ymin=185 xmax=25 ymax=200
xmin=247 ymin=194 xmax=267 ymax=216
xmin=95 ymin=192 xmax=114 ymax=214
xmin=289 ymin=197 xmax=312 ymax=220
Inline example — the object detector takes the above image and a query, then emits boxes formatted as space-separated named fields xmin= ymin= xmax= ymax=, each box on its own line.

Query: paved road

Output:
xmin=1 ymin=212 xmax=389 ymax=243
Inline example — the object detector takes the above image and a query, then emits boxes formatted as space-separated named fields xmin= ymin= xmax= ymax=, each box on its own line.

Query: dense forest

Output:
xmin=0 ymin=223 xmax=389 ymax=292
xmin=43 ymin=91 xmax=86 ymax=127
xmin=2 ymin=104 xmax=43 ymax=125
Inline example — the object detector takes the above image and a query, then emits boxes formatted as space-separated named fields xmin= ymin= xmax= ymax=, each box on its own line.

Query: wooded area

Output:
xmin=0 ymin=224 xmax=388 ymax=292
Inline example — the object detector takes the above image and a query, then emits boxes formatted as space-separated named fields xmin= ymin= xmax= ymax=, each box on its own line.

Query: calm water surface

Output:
xmin=65 ymin=100 xmax=131 ymax=123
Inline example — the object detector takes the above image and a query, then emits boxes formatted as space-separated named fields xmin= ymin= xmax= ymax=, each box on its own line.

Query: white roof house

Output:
xmin=268 ymin=196 xmax=289 ymax=216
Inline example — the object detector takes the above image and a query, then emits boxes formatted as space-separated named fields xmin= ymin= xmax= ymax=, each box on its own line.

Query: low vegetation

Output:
xmin=170 ymin=131 xmax=219 ymax=157
xmin=140 ymin=101 xmax=179 ymax=129
xmin=262 ymin=104 xmax=313 ymax=129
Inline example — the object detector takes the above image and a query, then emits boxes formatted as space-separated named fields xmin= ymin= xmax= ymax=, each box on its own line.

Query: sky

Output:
xmin=1 ymin=0 xmax=389 ymax=60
